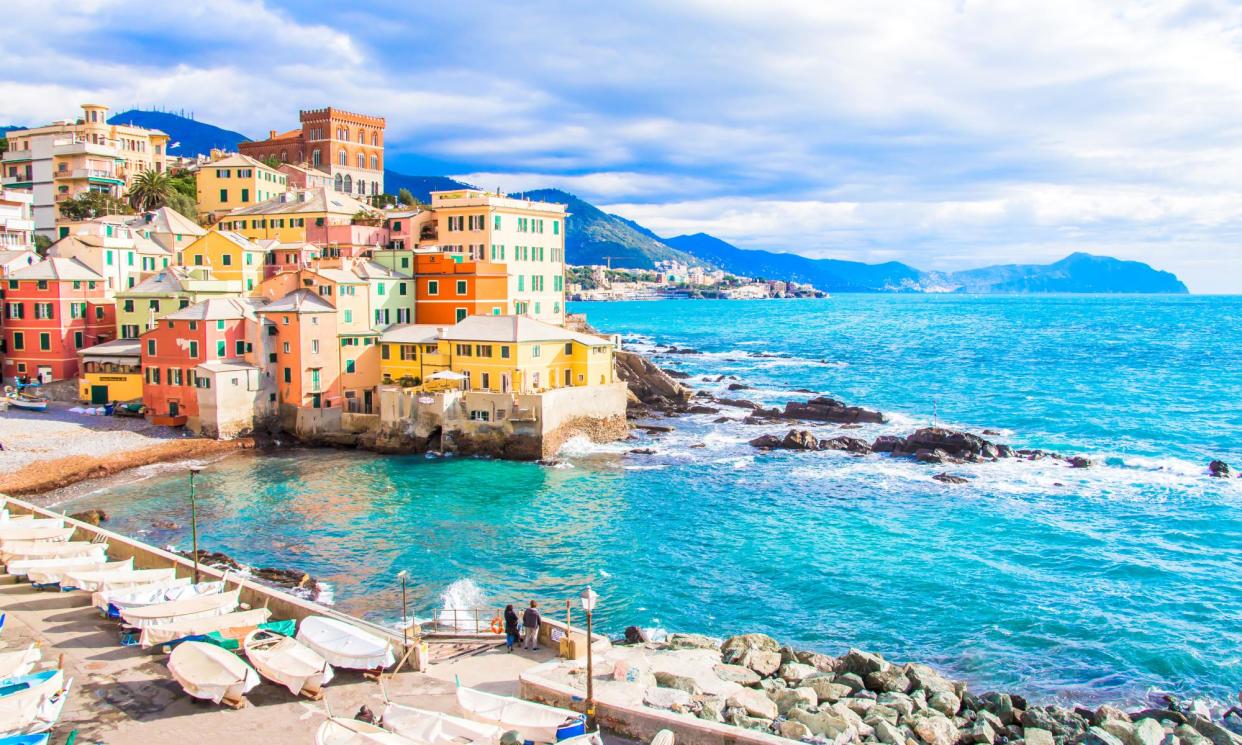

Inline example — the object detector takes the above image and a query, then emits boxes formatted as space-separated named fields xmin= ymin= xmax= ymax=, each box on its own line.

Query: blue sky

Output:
xmin=4 ymin=0 xmax=1242 ymax=292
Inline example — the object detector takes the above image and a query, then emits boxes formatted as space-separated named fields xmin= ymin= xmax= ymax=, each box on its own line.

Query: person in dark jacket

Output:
xmin=521 ymin=600 xmax=541 ymax=650
xmin=503 ymin=604 xmax=520 ymax=652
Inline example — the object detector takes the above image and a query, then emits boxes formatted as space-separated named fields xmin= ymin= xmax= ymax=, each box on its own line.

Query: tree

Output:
xmin=167 ymin=168 xmax=197 ymax=200
xmin=127 ymin=169 xmax=173 ymax=211
xmin=397 ymin=188 xmax=418 ymax=207
xmin=260 ymin=156 xmax=283 ymax=170
xmin=369 ymin=193 xmax=396 ymax=208
xmin=166 ymin=191 xmax=200 ymax=224
xmin=32 ymin=235 xmax=51 ymax=255
xmin=351 ymin=209 xmax=382 ymax=226
xmin=0 ymin=137 xmax=8 ymax=156
xmin=58 ymin=191 xmax=133 ymax=221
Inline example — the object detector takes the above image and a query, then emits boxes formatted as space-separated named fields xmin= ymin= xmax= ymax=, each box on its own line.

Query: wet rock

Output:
xmin=933 ymin=473 xmax=970 ymax=484
xmin=655 ymin=671 xmax=702 ymax=695
xmin=805 ymin=676 xmax=853 ymax=703
xmin=714 ymin=397 xmax=761 ymax=410
xmin=889 ymin=427 xmax=1007 ymax=460
xmin=713 ymin=664 xmax=761 ymax=686
xmin=665 ymin=633 xmax=719 ymax=650
xmin=839 ymin=648 xmax=890 ymax=677
xmin=152 ymin=519 xmax=181 ymax=530
xmin=1021 ymin=706 xmax=1089 ymax=739
xmin=635 ymin=424 xmax=675 ymax=433
xmin=629 ymin=448 xmax=656 ymax=455
xmin=1097 ymin=719 xmax=1136 ymax=745
xmin=913 ymin=713 xmax=961 ymax=745
xmin=1094 ymin=707 xmax=1132 ymax=725
xmin=624 ymin=626 xmax=651 ymax=644
xmin=866 ymin=666 xmax=912 ymax=694
xmin=748 ymin=430 xmax=815 ymax=450
xmin=872 ymin=435 xmax=906 ymax=453
xmin=727 ymin=687 xmax=779 ymax=720
xmin=1067 ymin=456 xmax=1093 ymax=468
xmin=727 ymin=383 xmax=752 ymax=391
xmin=1134 ymin=719 xmax=1168 ymax=745
xmin=664 ymin=346 xmax=700 ymax=355
xmin=686 ymin=405 xmax=719 ymax=415
xmin=783 ymin=396 xmax=886 ymax=424
xmin=819 ymin=436 xmax=873 ymax=454
xmin=664 ymin=369 xmax=691 ymax=380
xmin=983 ymin=429 xmax=1001 ymax=435
xmin=689 ymin=443 xmax=706 ymax=449
xmin=1208 ymin=460 xmax=1232 ymax=478
xmin=68 ymin=508 xmax=108 ymax=525
xmin=979 ymin=692 xmax=1017 ymax=726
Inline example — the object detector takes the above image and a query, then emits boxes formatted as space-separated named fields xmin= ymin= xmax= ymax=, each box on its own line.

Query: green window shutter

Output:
xmin=217 ymin=340 xmax=226 ymax=356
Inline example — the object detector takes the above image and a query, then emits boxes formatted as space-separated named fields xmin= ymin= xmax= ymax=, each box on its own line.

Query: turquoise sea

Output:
xmin=59 ymin=296 xmax=1242 ymax=706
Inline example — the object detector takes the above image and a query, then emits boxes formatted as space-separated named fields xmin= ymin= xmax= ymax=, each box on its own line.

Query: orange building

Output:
xmin=238 ymin=108 xmax=385 ymax=199
xmin=413 ymin=253 xmax=508 ymax=325
xmin=256 ymin=289 xmax=340 ymax=410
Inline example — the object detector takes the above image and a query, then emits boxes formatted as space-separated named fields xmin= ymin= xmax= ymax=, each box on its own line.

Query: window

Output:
xmin=494 ymin=215 xmax=501 ymax=229
xmin=34 ymin=302 xmax=53 ymax=319
xmin=370 ymin=155 xmax=378 ymax=169
xmin=481 ymin=372 xmax=490 ymax=389
xmin=455 ymin=308 xmax=467 ymax=322
xmin=377 ymin=283 xmax=385 ymax=296
xmin=73 ymin=331 xmax=83 ymax=348
xmin=345 ymin=359 xmax=355 ymax=373
xmin=189 ymin=341 xmax=198 ymax=357
xmin=343 ymin=309 xmax=352 ymax=323
xmin=283 ymin=341 xmax=290 ymax=353
xmin=500 ymin=346 xmax=510 ymax=359
xmin=147 ymin=339 xmax=156 ymax=356
xmin=476 ymin=344 xmax=493 ymax=358
xmin=553 ymin=220 xmax=560 ymax=235
xmin=241 ymin=188 xmax=249 ymax=203
xmin=427 ymin=280 xmax=439 ymax=296
xmin=531 ymin=344 xmax=541 ymax=358
xmin=216 ymin=340 xmax=225 ymax=356
xmin=400 ymin=345 xmax=417 ymax=361
xmin=219 ymin=188 xmax=228 ymax=203
xmin=38 ymin=332 xmax=50 ymax=351
xmin=456 ymin=280 xmax=467 ymax=295
xmin=283 ymin=367 xmax=291 ymax=383
xmin=170 ymin=368 xmax=182 ymax=386
xmin=312 ymin=149 xmax=321 ymax=166
xmin=357 ymin=153 xmax=365 ymax=168
xmin=222 ymin=254 xmax=232 ymax=266
xmin=12 ymin=332 xmax=23 ymax=350
xmin=398 ymin=282 xmax=407 ymax=296
xmin=311 ymin=339 xmax=319 ymax=354
xmin=235 ymin=340 xmax=245 ymax=356
xmin=6 ymin=302 xmax=22 ymax=320
xmin=338 ymin=149 xmax=347 ymax=166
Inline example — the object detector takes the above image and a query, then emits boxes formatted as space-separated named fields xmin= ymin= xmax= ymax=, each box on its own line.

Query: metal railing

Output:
xmin=426 ymin=606 xmax=503 ymax=635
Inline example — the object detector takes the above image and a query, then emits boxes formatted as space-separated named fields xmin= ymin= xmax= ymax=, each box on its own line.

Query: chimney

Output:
xmin=269 ymin=130 xmax=277 ymax=140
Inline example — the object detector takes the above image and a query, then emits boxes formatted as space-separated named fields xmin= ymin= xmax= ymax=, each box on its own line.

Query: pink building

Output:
xmin=304 ymin=223 xmax=388 ymax=258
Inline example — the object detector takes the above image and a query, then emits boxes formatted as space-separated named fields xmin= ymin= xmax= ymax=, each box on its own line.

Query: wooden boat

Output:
xmin=3 ymin=392 xmax=48 ymax=413
xmin=0 ymin=669 xmax=72 ymax=737
xmin=316 ymin=717 xmax=419 ymax=745
xmin=62 ymin=566 xmax=175 ymax=593
xmin=92 ymin=571 xmax=188 ymax=596
xmin=295 ymin=616 xmax=395 ymax=673
xmin=92 ymin=577 xmax=198 ymax=614
xmin=381 ymin=701 xmax=504 ymax=744
xmin=0 ymin=528 xmax=75 ymax=547
xmin=0 ymin=541 xmax=104 ymax=563
xmin=120 ymin=588 xmax=237 ymax=629
xmin=139 ymin=608 xmax=271 ymax=649
xmin=0 ymin=520 xmax=65 ymax=541
xmin=242 ymin=628 xmax=333 ymax=698
xmin=6 ymin=545 xmax=108 ymax=576
xmin=166 ymin=641 xmax=259 ymax=708
xmin=27 ymin=558 xmax=130 ymax=587
xmin=0 ymin=645 xmax=41 ymax=680
xmin=455 ymin=686 xmax=586 ymax=744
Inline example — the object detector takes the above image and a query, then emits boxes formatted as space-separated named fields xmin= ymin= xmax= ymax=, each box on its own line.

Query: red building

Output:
xmin=237 ymin=107 xmax=386 ymax=198
xmin=2 ymin=257 xmax=114 ymax=384
xmin=140 ymin=297 xmax=260 ymax=424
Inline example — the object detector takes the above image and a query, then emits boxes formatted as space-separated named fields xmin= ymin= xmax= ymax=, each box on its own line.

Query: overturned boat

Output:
xmin=0 ymin=541 xmax=105 ymax=564
xmin=139 ymin=608 xmax=272 ymax=649
xmin=295 ymin=616 xmax=395 ymax=672
xmin=92 ymin=577 xmax=201 ymax=616
xmin=0 ymin=645 xmax=41 ymax=680
xmin=27 ymin=558 xmax=131 ymax=588
xmin=6 ymin=545 xmax=109 ymax=577
xmin=0 ymin=527 xmax=75 ymax=547
xmin=316 ymin=717 xmax=419 ymax=745
xmin=455 ymin=686 xmax=586 ymax=744
xmin=0 ymin=669 xmax=73 ymax=737
xmin=381 ymin=701 xmax=505 ymax=745
xmin=167 ymin=641 xmax=260 ymax=708
xmin=242 ymin=628 xmax=333 ymax=698
xmin=120 ymin=588 xmax=237 ymax=629
xmin=62 ymin=566 xmax=176 ymax=593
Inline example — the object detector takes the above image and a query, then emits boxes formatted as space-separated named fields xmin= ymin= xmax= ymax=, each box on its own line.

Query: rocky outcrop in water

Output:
xmin=68 ymin=508 xmax=108 ymax=526
xmin=1208 ymin=460 xmax=1232 ymax=478
xmin=783 ymin=397 xmax=886 ymax=424
xmin=615 ymin=350 xmax=693 ymax=415
xmin=179 ymin=548 xmax=323 ymax=602
xmin=625 ymin=635 xmax=1242 ymax=745
xmin=750 ymin=430 xmax=873 ymax=454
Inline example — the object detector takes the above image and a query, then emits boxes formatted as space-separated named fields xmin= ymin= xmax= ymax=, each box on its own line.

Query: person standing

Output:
xmin=521 ymin=600 xmax=541 ymax=651
xmin=503 ymin=604 xmax=520 ymax=652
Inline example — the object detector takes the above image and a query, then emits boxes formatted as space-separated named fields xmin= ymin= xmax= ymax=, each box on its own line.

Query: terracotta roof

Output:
xmin=9 ymin=256 xmax=104 ymax=282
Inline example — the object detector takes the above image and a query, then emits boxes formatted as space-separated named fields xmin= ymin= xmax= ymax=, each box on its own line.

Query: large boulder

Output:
xmin=1022 ymin=706 xmax=1089 ymax=739
xmin=1025 ymin=728 xmax=1056 ymax=745
xmin=898 ymin=428 xmax=1006 ymax=461
xmin=1186 ymin=715 xmax=1242 ymax=745
xmin=665 ymin=633 xmax=720 ymax=651
xmin=913 ymin=713 xmax=961 ymax=745
xmin=878 ymin=692 xmax=916 ymax=719
xmin=795 ymin=650 xmax=837 ymax=672
xmin=928 ymin=690 xmax=961 ymax=717
xmin=727 ymin=687 xmax=779 ymax=720
xmin=1208 ymin=460 xmax=1232 ymax=478
xmin=838 ymin=649 xmax=889 ymax=677
xmin=905 ymin=663 xmax=959 ymax=698
xmin=978 ymin=692 xmax=1018 ymax=726
xmin=778 ymin=662 xmax=818 ymax=684
xmin=654 ymin=671 xmax=702 ymax=695
xmin=1133 ymin=718 xmax=1166 ymax=745
xmin=736 ymin=649 xmax=782 ymax=677
xmin=789 ymin=708 xmax=855 ymax=739
xmin=874 ymin=720 xmax=905 ymax=745
xmin=819 ymin=436 xmax=873 ymax=454
xmin=770 ymin=686 xmax=817 ymax=715
xmin=779 ymin=720 xmax=814 ymax=741
xmin=1077 ymin=727 xmax=1127 ymax=745
xmin=866 ymin=666 xmax=912 ymax=694
xmin=713 ymin=664 xmax=761 ymax=686
xmin=720 ymin=633 xmax=780 ymax=660
xmin=805 ymin=675 xmax=854 ymax=702
xmin=644 ymin=687 xmax=692 ymax=710
xmin=782 ymin=396 xmax=885 ymax=424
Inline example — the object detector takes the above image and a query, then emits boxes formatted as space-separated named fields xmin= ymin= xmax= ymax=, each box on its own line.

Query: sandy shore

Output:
xmin=0 ymin=403 xmax=255 ymax=497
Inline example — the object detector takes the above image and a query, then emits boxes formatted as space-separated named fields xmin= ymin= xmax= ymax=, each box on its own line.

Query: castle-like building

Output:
xmin=238 ymin=107 xmax=385 ymax=200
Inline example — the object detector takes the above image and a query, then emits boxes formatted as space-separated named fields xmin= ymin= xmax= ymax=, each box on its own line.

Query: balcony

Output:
xmin=64 ymin=168 xmax=123 ymax=183
xmin=52 ymin=139 xmax=120 ymax=158
xmin=0 ymin=217 xmax=35 ymax=232
xmin=1 ymin=175 xmax=33 ymax=187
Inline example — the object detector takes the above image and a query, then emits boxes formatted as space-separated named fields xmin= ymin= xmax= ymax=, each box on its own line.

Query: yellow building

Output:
xmin=77 ymin=338 xmax=143 ymax=403
xmin=379 ymin=315 xmax=615 ymax=393
xmin=195 ymin=153 xmax=289 ymax=224
xmin=214 ymin=187 xmax=371 ymax=243
xmin=181 ymin=230 xmax=268 ymax=292
xmin=115 ymin=265 xmax=243 ymax=339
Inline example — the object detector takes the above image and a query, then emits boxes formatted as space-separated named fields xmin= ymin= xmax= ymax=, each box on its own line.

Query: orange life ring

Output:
xmin=490 ymin=617 xmax=504 ymax=634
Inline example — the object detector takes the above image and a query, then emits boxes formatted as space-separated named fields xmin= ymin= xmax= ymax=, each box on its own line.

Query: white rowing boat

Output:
xmin=295 ymin=616 xmax=395 ymax=671
xmin=0 ymin=669 xmax=73 ymax=737
xmin=0 ymin=644 xmax=41 ymax=679
xmin=139 ymin=608 xmax=271 ymax=648
xmin=455 ymin=686 xmax=584 ymax=744
xmin=27 ymin=559 xmax=131 ymax=587
xmin=92 ymin=577 xmax=199 ymax=612
xmin=0 ymin=518 xmax=62 ymax=535
xmin=0 ymin=541 xmax=105 ymax=563
xmin=0 ymin=527 xmax=74 ymax=546
xmin=316 ymin=718 xmax=418 ymax=745
xmin=93 ymin=571 xmax=188 ymax=596
xmin=6 ymin=545 xmax=109 ymax=576
xmin=242 ymin=628 xmax=333 ymax=698
xmin=167 ymin=641 xmax=259 ymax=707
xmin=381 ymin=701 xmax=504 ymax=745
xmin=120 ymin=588 xmax=237 ymax=629
xmin=62 ymin=567 xmax=175 ymax=592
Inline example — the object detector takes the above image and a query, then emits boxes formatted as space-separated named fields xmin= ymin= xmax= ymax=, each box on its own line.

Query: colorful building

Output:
xmin=140 ymin=297 xmax=263 ymax=425
xmin=255 ymin=289 xmax=340 ymax=410
xmin=237 ymin=107 xmax=386 ymax=199
xmin=0 ymin=189 xmax=35 ymax=250
xmin=77 ymin=337 xmax=142 ymax=404
xmin=264 ymin=242 xmax=321 ymax=278
xmin=379 ymin=315 xmax=615 ymax=394
xmin=195 ymin=153 xmax=289 ymax=224
xmin=115 ymin=265 xmax=243 ymax=339
xmin=1 ymin=103 xmax=169 ymax=238
xmin=277 ymin=163 xmax=333 ymax=191
xmin=2 ymin=257 xmax=115 ymax=383
xmin=181 ymin=230 xmax=268 ymax=291
xmin=411 ymin=253 xmax=508 ymax=325
xmin=304 ymin=222 xmax=388 ymax=257
xmin=47 ymin=221 xmax=173 ymax=292
xmin=213 ymin=188 xmax=372 ymax=244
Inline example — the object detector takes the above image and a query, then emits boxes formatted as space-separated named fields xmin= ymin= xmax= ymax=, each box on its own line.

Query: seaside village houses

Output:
xmin=0 ymin=104 xmax=628 ymax=459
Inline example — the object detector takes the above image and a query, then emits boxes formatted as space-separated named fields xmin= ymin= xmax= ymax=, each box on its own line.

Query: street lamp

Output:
xmin=188 ymin=467 xmax=202 ymax=583
xmin=397 ymin=570 xmax=410 ymax=653
xmin=579 ymin=586 xmax=599 ymax=732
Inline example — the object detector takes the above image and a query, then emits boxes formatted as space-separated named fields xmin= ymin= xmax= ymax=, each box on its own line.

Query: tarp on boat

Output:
xmin=1 ymin=541 xmax=104 ymax=563
xmin=243 ymin=629 xmax=333 ymax=696
xmin=203 ymin=620 xmax=295 ymax=651
xmin=93 ymin=571 xmax=187 ymax=596
xmin=167 ymin=641 xmax=259 ymax=704
xmin=0 ymin=527 xmax=74 ymax=546
xmin=6 ymin=546 xmax=109 ymax=576
xmin=316 ymin=718 xmax=417 ymax=745
xmin=382 ymin=702 xmax=503 ymax=745
xmin=0 ymin=644 xmax=42 ymax=680
xmin=0 ymin=518 xmax=62 ymax=535
xmin=455 ymin=686 xmax=579 ymax=744
xmin=120 ymin=588 xmax=237 ymax=629
xmin=140 ymin=608 xmax=271 ymax=648
xmin=63 ymin=566 xmax=174 ymax=592
xmin=92 ymin=577 xmax=194 ymax=611
xmin=0 ymin=669 xmax=72 ymax=737
xmin=296 ymin=616 xmax=395 ymax=670
xmin=27 ymin=558 xmax=130 ymax=586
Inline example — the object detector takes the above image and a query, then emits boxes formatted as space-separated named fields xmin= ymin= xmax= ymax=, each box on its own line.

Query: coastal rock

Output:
xmin=1093 ymin=707 xmax=1132 ymax=726
xmin=666 ymin=633 xmax=720 ymax=651
xmin=789 ymin=707 xmax=854 ymax=739
xmin=871 ymin=435 xmax=905 ymax=453
xmin=1185 ymin=715 xmax=1242 ymax=745
xmin=727 ymin=383 xmax=752 ymax=391
xmin=737 ymin=649 xmax=782 ymax=677
xmin=1067 ymin=456 xmax=1093 ymax=468
xmin=68 ymin=508 xmax=108 ymax=525
xmin=839 ymin=648 xmax=890 ymax=677
xmin=905 ymin=663 xmax=959 ymax=699
xmin=1025 ymin=728 xmax=1056 ymax=745
xmin=629 ymin=448 xmax=656 ymax=455
xmin=624 ymin=626 xmax=651 ymax=644
xmin=964 ymin=720 xmax=998 ymax=745
xmin=721 ymin=633 xmax=781 ymax=658
xmin=805 ymin=675 xmax=854 ymax=702
xmin=713 ymin=664 xmax=761 ymax=686
xmin=1134 ymin=719 xmax=1167 ymax=745
xmin=795 ymin=650 xmax=837 ymax=672
xmin=878 ymin=692 xmax=916 ymax=719
xmin=654 ymin=671 xmax=702 ymax=695
xmin=615 ymin=350 xmax=693 ymax=412
xmin=978 ymin=693 xmax=1018 ymax=726
xmin=644 ymin=687 xmax=693 ymax=710
xmin=664 ymin=346 xmax=700 ymax=355
xmin=932 ymin=473 xmax=970 ymax=485
xmin=782 ymin=396 xmax=886 ymax=424
xmin=727 ymin=687 xmax=779 ymax=720
xmin=913 ymin=713 xmax=961 ymax=745
xmin=846 ymin=697 xmax=877 ymax=716
xmin=664 ymin=369 xmax=692 ymax=380
xmin=887 ymin=428 xmax=1006 ymax=461
xmin=779 ymin=720 xmax=814 ymax=741
xmin=686 ymin=405 xmax=720 ymax=415
xmin=819 ymin=436 xmax=874 ymax=454
xmin=714 ymin=397 xmax=761 ymax=410
xmin=1208 ymin=460 xmax=1232 ymax=478
xmin=779 ymin=662 xmax=818 ymax=684
xmin=1077 ymin=727 xmax=1127 ymax=745
xmin=726 ymin=710 xmax=773 ymax=732
xmin=928 ymin=690 xmax=962 ymax=717
xmin=874 ymin=720 xmax=905 ymax=745
xmin=770 ymin=686 xmax=818 ymax=715
xmin=837 ymin=672 xmax=867 ymax=693
xmin=1022 ymin=706 xmax=1089 ymax=739
xmin=696 ymin=697 xmax=726 ymax=723
xmin=865 ymin=666 xmax=912 ymax=694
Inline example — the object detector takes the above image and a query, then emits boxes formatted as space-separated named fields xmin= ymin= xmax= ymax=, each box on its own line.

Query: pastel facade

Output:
xmin=0 ymin=190 xmax=36 ymax=250
xmin=1 ymin=104 xmax=169 ymax=237
xmin=2 ymin=257 xmax=115 ymax=383
xmin=277 ymin=163 xmax=333 ymax=191
xmin=181 ymin=230 xmax=267 ymax=291
xmin=214 ymin=188 xmax=372 ymax=244
xmin=256 ymin=289 xmax=341 ymax=410
xmin=195 ymin=153 xmax=289 ymax=224
xmin=412 ymin=253 xmax=508 ymax=325
xmin=115 ymin=266 xmax=243 ymax=339
xmin=77 ymin=338 xmax=142 ymax=404
xmin=304 ymin=223 xmax=388 ymax=258
xmin=264 ymin=242 xmax=321 ymax=278
xmin=237 ymin=107 xmax=386 ymax=199
xmin=48 ymin=221 xmax=173 ymax=292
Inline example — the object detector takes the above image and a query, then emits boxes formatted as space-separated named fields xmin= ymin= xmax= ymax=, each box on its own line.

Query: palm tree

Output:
xmin=127 ymin=169 xmax=173 ymax=212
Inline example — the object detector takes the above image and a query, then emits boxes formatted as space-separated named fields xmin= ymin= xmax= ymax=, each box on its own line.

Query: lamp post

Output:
xmin=397 ymin=570 xmax=410 ymax=653
xmin=188 ymin=467 xmax=202 ymax=583
xmin=579 ymin=586 xmax=599 ymax=732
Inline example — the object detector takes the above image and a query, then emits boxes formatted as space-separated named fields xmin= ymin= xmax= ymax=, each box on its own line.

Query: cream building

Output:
xmin=1 ymin=104 xmax=169 ymax=238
